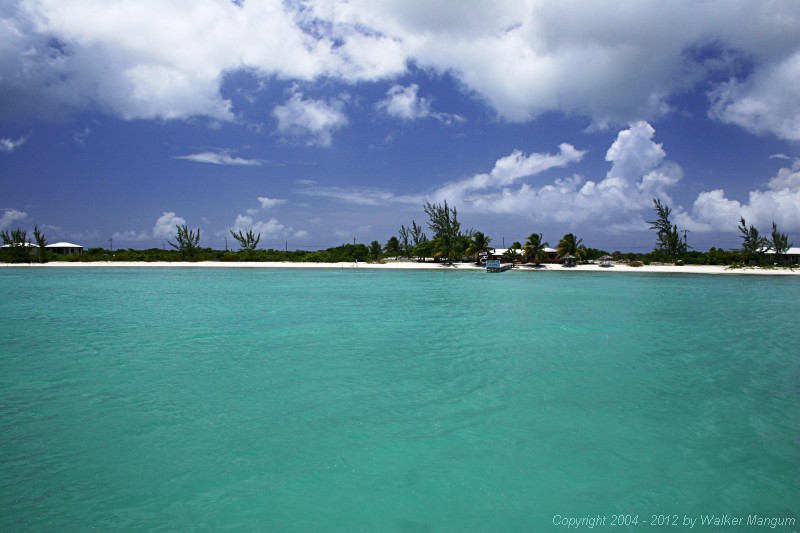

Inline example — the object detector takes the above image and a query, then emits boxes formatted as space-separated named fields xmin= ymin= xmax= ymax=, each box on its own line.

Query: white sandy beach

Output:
xmin=4 ymin=260 xmax=799 ymax=275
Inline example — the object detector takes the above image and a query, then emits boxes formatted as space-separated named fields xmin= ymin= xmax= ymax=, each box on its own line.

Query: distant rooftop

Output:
xmin=46 ymin=242 xmax=84 ymax=248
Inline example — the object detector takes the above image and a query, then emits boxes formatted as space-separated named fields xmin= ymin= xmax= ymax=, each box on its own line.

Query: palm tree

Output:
xmin=465 ymin=231 xmax=491 ymax=264
xmin=523 ymin=232 xmax=549 ymax=266
xmin=369 ymin=240 xmax=383 ymax=262
xmin=384 ymin=236 xmax=400 ymax=259
xmin=557 ymin=233 xmax=584 ymax=261
xmin=503 ymin=241 xmax=522 ymax=264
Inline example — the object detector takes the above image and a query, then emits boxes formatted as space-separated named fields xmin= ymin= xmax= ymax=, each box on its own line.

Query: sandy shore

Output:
xmin=4 ymin=260 xmax=799 ymax=275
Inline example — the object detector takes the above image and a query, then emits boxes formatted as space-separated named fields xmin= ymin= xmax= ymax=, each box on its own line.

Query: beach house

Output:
xmin=46 ymin=242 xmax=84 ymax=255
xmin=766 ymin=246 xmax=800 ymax=265
xmin=487 ymin=247 xmax=560 ymax=263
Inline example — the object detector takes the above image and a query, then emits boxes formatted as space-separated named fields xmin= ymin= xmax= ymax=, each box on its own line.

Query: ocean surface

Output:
xmin=1 ymin=267 xmax=798 ymax=531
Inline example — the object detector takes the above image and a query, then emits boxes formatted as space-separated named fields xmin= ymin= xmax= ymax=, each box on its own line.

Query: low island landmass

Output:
xmin=2 ymin=199 xmax=798 ymax=276
xmin=5 ymin=259 xmax=798 ymax=276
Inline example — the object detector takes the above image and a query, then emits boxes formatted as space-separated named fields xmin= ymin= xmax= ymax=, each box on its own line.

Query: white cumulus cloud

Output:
xmin=376 ymin=83 xmax=462 ymax=124
xmin=273 ymin=92 xmax=349 ymax=147
xmin=232 ymin=213 xmax=306 ymax=241
xmin=2 ymin=0 xmax=797 ymax=141
xmin=708 ymin=51 xmax=800 ymax=141
xmin=0 ymin=209 xmax=27 ymax=229
xmin=681 ymin=158 xmax=800 ymax=233
xmin=428 ymin=142 xmax=588 ymax=211
xmin=152 ymin=211 xmax=186 ymax=239
xmin=377 ymin=84 xmax=431 ymax=120
xmin=293 ymin=122 xmax=686 ymax=230
xmin=1 ymin=0 xmax=797 ymax=144
xmin=257 ymin=196 xmax=288 ymax=209
xmin=768 ymin=159 xmax=800 ymax=192
xmin=312 ymin=0 xmax=800 ymax=133
xmin=0 ymin=133 xmax=30 ymax=153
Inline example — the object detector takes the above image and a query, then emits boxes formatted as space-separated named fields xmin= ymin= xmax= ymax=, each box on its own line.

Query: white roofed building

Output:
xmin=765 ymin=246 xmax=800 ymax=265
xmin=46 ymin=242 xmax=84 ymax=255
xmin=489 ymin=246 xmax=559 ymax=263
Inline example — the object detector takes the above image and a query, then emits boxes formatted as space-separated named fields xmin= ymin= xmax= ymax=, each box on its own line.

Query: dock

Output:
xmin=486 ymin=260 xmax=513 ymax=273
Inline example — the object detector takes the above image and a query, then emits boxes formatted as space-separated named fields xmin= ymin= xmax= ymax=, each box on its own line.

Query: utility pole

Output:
xmin=224 ymin=236 xmax=228 ymax=252
xmin=681 ymin=229 xmax=690 ymax=249
xmin=285 ymin=241 xmax=288 ymax=252
xmin=108 ymin=238 xmax=113 ymax=252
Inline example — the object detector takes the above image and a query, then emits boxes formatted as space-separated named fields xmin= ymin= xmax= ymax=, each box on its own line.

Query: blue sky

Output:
xmin=2 ymin=0 xmax=799 ymax=252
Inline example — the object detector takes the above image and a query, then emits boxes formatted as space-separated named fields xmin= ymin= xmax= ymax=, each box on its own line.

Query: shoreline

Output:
xmin=2 ymin=261 xmax=799 ymax=275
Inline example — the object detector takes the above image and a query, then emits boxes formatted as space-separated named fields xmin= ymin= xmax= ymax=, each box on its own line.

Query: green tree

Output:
xmin=369 ymin=240 xmax=383 ymax=262
xmin=465 ymin=231 xmax=492 ymax=264
xmin=230 ymin=228 xmax=261 ymax=261
xmin=455 ymin=233 xmax=471 ymax=262
xmin=384 ymin=236 xmax=400 ymax=259
xmin=33 ymin=225 xmax=48 ymax=263
xmin=557 ymin=233 xmax=585 ymax=261
xmin=738 ymin=217 xmax=767 ymax=264
xmin=647 ymin=198 xmax=686 ymax=259
xmin=1 ymin=228 xmax=31 ymax=263
xmin=423 ymin=200 xmax=462 ymax=264
xmin=410 ymin=221 xmax=427 ymax=247
xmin=523 ymin=232 xmax=549 ymax=265
xmin=398 ymin=225 xmax=411 ymax=258
xmin=413 ymin=239 xmax=435 ymax=262
xmin=581 ymin=247 xmax=610 ymax=262
xmin=169 ymin=225 xmax=201 ymax=260
xmin=770 ymin=222 xmax=792 ymax=265
xmin=503 ymin=241 xmax=522 ymax=263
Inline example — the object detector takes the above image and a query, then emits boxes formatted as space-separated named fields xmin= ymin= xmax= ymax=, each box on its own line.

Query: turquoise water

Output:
xmin=1 ymin=267 xmax=798 ymax=531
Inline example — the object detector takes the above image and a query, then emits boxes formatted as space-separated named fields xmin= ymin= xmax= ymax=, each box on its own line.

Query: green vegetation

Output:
xmin=299 ymin=244 xmax=367 ymax=263
xmin=734 ymin=218 xmax=794 ymax=266
xmin=503 ymin=241 xmax=522 ymax=263
xmin=523 ymin=233 xmax=549 ymax=265
xmin=397 ymin=225 xmax=411 ymax=258
xmin=738 ymin=216 xmax=767 ymax=264
xmin=648 ymin=198 xmax=687 ymax=260
xmin=33 ymin=226 xmax=48 ymax=263
xmin=423 ymin=200 xmax=462 ymax=264
xmin=1 ymin=227 xmax=33 ymax=263
xmin=465 ymin=231 xmax=491 ymax=264
xmin=2 ymin=201 xmax=795 ymax=268
xmin=384 ymin=236 xmax=400 ymax=259
xmin=770 ymin=222 xmax=792 ymax=264
xmin=230 ymin=228 xmax=261 ymax=261
xmin=369 ymin=240 xmax=383 ymax=262
xmin=413 ymin=239 xmax=435 ymax=262
xmin=557 ymin=233 xmax=585 ymax=261
xmin=169 ymin=225 xmax=201 ymax=260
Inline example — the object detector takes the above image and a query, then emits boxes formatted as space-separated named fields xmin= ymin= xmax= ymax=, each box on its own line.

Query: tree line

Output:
xmin=378 ymin=198 xmax=793 ymax=266
xmin=1 ymin=200 xmax=794 ymax=266
xmin=646 ymin=197 xmax=793 ymax=266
